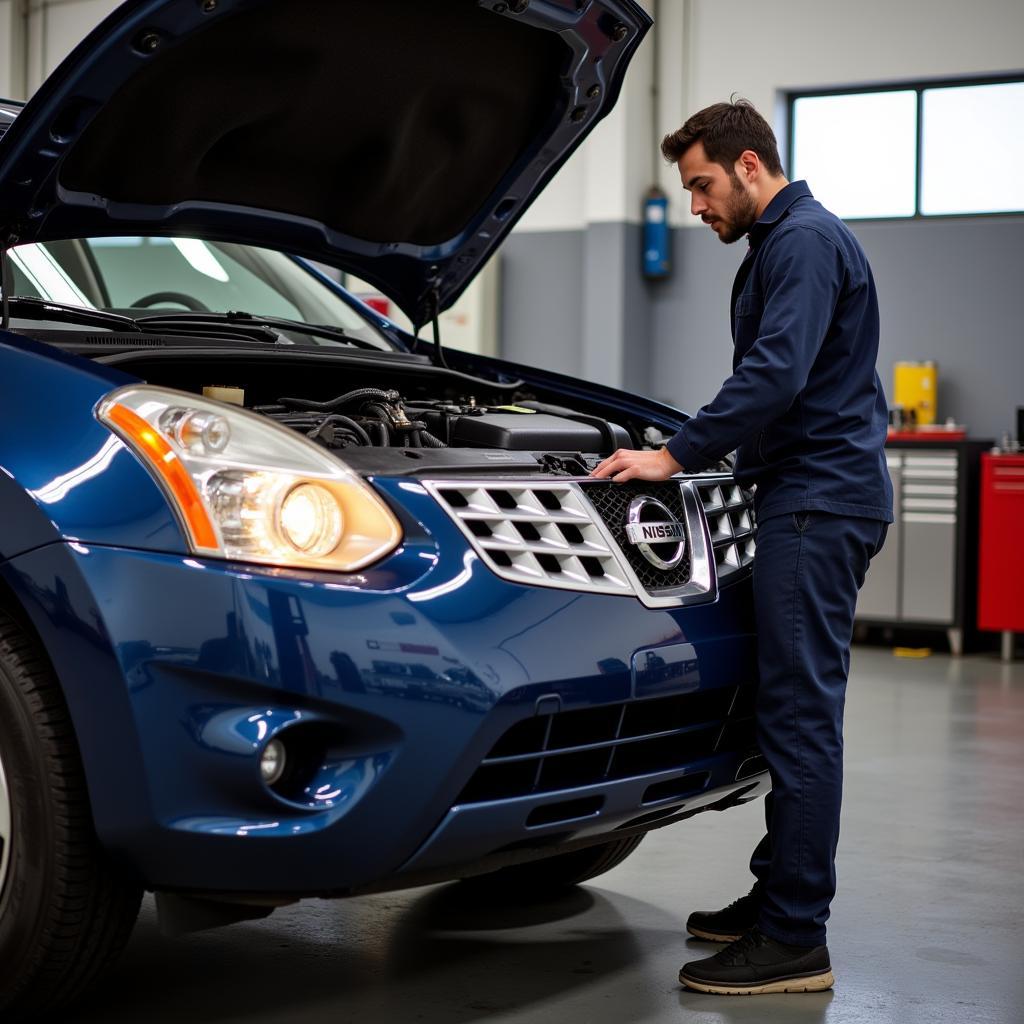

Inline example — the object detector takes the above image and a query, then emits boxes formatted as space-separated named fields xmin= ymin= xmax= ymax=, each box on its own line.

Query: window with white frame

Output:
xmin=789 ymin=77 xmax=1024 ymax=219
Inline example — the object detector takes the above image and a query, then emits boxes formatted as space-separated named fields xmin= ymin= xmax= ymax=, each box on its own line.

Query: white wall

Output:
xmin=517 ymin=0 xmax=1024 ymax=232
xmin=1 ymin=0 xmax=121 ymax=101
xmin=1 ymin=0 xmax=24 ymax=99
xmin=518 ymin=0 xmax=660 ymax=231
xmin=26 ymin=0 xmax=121 ymax=95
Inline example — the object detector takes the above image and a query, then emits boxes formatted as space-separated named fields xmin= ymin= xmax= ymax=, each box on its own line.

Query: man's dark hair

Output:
xmin=661 ymin=99 xmax=783 ymax=176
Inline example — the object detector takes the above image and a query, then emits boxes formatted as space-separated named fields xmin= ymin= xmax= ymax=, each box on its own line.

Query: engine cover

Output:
xmin=448 ymin=412 xmax=630 ymax=452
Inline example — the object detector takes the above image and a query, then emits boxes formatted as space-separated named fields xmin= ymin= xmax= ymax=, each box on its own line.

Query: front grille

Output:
xmin=427 ymin=473 xmax=752 ymax=605
xmin=427 ymin=482 xmax=634 ymax=596
xmin=457 ymin=684 xmax=759 ymax=805
xmin=577 ymin=480 xmax=691 ymax=589
xmin=694 ymin=477 xmax=756 ymax=581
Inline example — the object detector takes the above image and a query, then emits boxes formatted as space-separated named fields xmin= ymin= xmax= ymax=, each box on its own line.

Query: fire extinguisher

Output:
xmin=643 ymin=185 xmax=671 ymax=279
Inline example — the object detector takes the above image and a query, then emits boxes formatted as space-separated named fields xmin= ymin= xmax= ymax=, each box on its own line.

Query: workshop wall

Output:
xmin=0 ymin=1 xmax=21 ymax=99
xmin=502 ymin=0 xmax=1024 ymax=441
xmin=643 ymin=217 xmax=1024 ymax=442
xmin=1 ymin=0 xmax=122 ymax=100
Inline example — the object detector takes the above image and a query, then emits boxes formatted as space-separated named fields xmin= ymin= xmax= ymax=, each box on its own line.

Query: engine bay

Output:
xmin=79 ymin=346 xmax=680 ymax=476
xmin=252 ymin=388 xmax=633 ymax=456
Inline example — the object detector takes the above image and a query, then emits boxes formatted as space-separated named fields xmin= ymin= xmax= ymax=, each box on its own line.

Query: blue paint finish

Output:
xmin=1 ymin=516 xmax=756 ymax=892
xmin=632 ymin=641 xmax=698 ymax=699
xmin=632 ymin=637 xmax=755 ymax=699
xmin=0 ymin=329 xmax=759 ymax=897
xmin=0 ymin=334 xmax=183 ymax=559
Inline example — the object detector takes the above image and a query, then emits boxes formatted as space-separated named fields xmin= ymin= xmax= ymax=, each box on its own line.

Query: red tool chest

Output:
xmin=978 ymin=453 xmax=1024 ymax=632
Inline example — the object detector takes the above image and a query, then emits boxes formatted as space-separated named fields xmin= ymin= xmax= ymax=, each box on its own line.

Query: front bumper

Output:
xmin=3 ymin=479 xmax=763 ymax=895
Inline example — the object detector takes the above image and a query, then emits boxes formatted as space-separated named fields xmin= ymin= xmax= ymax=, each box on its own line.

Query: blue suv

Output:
xmin=0 ymin=0 xmax=766 ymax=1016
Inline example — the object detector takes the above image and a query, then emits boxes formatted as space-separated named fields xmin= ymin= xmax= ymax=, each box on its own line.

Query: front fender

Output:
xmin=0 ymin=332 xmax=185 ymax=560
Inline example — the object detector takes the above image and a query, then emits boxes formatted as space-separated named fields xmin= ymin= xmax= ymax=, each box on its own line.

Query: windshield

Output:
xmin=7 ymin=236 xmax=395 ymax=349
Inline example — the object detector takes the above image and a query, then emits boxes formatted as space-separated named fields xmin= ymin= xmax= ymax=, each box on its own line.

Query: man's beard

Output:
xmin=714 ymin=174 xmax=759 ymax=244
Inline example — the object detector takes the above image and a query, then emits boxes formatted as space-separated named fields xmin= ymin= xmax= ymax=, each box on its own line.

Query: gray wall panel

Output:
xmin=581 ymin=222 xmax=627 ymax=388
xmin=652 ymin=217 xmax=1024 ymax=440
xmin=499 ymin=230 xmax=584 ymax=377
xmin=500 ymin=224 xmax=653 ymax=393
xmin=503 ymin=216 xmax=1024 ymax=442
xmin=622 ymin=223 xmax=655 ymax=397
xmin=857 ymin=217 xmax=1024 ymax=441
xmin=648 ymin=230 xmax=739 ymax=416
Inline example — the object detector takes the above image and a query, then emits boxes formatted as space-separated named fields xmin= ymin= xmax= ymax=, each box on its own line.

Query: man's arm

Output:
xmin=665 ymin=227 xmax=844 ymax=472
xmin=592 ymin=227 xmax=843 ymax=483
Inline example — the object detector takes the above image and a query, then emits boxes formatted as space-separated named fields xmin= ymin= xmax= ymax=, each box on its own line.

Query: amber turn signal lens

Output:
xmin=105 ymin=402 xmax=219 ymax=550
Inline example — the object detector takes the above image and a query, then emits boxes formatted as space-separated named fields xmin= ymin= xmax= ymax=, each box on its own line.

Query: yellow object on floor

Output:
xmin=893 ymin=647 xmax=933 ymax=658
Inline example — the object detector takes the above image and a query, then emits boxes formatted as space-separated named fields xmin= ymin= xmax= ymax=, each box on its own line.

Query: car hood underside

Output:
xmin=0 ymin=0 xmax=650 ymax=326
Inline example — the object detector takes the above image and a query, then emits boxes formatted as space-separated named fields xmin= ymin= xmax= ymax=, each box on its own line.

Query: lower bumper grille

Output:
xmin=457 ymin=685 xmax=759 ymax=805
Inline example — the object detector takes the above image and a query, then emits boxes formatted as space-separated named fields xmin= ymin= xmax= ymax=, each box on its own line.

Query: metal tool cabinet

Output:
xmin=978 ymin=453 xmax=1024 ymax=660
xmin=856 ymin=440 xmax=991 ymax=654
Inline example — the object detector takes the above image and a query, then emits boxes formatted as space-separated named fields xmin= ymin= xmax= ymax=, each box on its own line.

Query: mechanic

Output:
xmin=591 ymin=99 xmax=892 ymax=995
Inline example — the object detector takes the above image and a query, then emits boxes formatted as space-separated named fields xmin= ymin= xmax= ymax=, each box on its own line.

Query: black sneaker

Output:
xmin=685 ymin=886 xmax=760 ymax=942
xmin=679 ymin=927 xmax=834 ymax=995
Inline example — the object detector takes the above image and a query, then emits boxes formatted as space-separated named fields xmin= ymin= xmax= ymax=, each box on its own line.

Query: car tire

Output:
xmin=0 ymin=609 xmax=143 ymax=1019
xmin=461 ymin=834 xmax=646 ymax=895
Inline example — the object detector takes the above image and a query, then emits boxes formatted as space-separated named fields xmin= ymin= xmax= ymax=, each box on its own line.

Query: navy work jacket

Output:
xmin=666 ymin=181 xmax=893 ymax=523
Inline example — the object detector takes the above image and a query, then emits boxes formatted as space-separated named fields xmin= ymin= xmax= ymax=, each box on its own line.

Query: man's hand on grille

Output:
xmin=589 ymin=446 xmax=684 ymax=482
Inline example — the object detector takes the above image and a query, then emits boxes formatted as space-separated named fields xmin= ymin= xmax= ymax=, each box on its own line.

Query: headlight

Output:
xmin=97 ymin=385 xmax=401 ymax=571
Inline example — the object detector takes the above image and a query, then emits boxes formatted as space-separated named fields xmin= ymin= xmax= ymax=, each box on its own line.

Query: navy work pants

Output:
xmin=748 ymin=510 xmax=887 ymax=947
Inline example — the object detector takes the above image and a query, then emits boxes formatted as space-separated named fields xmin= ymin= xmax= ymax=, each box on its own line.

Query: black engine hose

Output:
xmin=306 ymin=414 xmax=373 ymax=448
xmin=277 ymin=388 xmax=398 ymax=412
xmin=419 ymin=430 xmax=447 ymax=448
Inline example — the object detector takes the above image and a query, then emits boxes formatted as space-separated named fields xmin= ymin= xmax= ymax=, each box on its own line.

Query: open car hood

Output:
xmin=0 ymin=0 xmax=650 ymax=327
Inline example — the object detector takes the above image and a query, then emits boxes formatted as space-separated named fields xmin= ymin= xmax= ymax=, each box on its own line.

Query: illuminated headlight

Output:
xmin=260 ymin=738 xmax=287 ymax=786
xmin=96 ymin=385 xmax=401 ymax=571
xmin=279 ymin=483 xmax=344 ymax=555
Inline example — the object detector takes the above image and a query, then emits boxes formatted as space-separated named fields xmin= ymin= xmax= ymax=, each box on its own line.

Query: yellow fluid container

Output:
xmin=893 ymin=361 xmax=937 ymax=426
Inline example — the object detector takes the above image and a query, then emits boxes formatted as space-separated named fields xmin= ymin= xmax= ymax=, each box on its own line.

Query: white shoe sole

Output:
xmin=679 ymin=969 xmax=835 ymax=995
xmin=686 ymin=926 xmax=743 ymax=943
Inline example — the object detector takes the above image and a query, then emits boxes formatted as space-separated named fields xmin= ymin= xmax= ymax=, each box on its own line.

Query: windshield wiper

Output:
xmin=4 ymin=297 xmax=289 ymax=345
xmin=135 ymin=310 xmax=383 ymax=350
xmin=2 ymin=297 xmax=143 ymax=332
xmin=3 ymin=299 xmax=388 ymax=350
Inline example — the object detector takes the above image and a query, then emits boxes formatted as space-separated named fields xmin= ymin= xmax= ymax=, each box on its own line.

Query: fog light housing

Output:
xmin=259 ymin=738 xmax=287 ymax=787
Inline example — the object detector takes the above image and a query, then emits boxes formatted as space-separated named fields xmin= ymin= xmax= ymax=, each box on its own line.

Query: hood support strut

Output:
xmin=0 ymin=247 xmax=11 ymax=331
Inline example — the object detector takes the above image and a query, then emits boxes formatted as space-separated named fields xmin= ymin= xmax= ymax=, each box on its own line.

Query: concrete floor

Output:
xmin=66 ymin=647 xmax=1024 ymax=1024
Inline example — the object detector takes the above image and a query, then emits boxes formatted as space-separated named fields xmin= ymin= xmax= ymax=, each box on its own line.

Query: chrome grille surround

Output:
xmin=424 ymin=477 xmax=718 ymax=608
